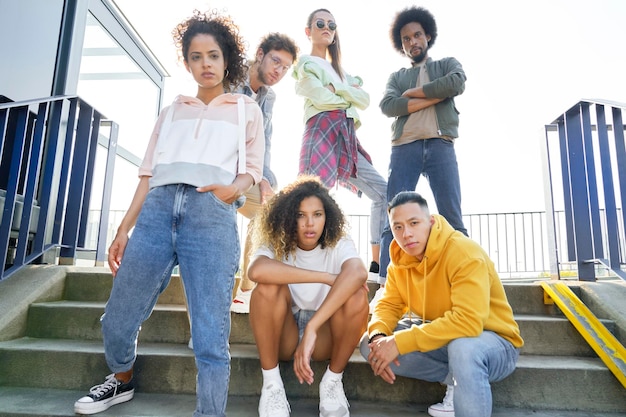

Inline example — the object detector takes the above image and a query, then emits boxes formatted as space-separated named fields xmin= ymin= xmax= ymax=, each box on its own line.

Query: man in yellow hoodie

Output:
xmin=360 ymin=191 xmax=523 ymax=417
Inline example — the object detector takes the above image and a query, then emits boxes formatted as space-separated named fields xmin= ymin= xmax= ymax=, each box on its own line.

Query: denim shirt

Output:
xmin=236 ymin=80 xmax=277 ymax=188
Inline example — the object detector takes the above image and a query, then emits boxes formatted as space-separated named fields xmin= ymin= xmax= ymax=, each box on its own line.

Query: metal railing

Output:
xmin=0 ymin=95 xmax=117 ymax=281
xmin=4 ymin=95 xmax=625 ymax=282
xmin=85 ymin=209 xmax=567 ymax=279
xmin=543 ymin=99 xmax=626 ymax=281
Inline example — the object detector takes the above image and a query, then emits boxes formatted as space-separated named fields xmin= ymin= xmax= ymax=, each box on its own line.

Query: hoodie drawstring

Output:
xmin=407 ymin=256 xmax=427 ymax=325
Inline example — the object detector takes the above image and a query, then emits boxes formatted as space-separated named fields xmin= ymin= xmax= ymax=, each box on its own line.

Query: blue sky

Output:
xmin=115 ymin=0 xmax=626 ymax=215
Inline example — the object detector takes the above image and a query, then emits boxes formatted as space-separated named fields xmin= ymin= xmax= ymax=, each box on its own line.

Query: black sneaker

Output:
xmin=369 ymin=261 xmax=379 ymax=274
xmin=74 ymin=373 xmax=135 ymax=415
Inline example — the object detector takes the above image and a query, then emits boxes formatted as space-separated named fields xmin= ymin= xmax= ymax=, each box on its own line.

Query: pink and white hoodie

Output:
xmin=139 ymin=93 xmax=265 ymax=189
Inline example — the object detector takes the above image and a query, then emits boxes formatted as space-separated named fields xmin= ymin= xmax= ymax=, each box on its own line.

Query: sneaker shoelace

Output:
xmin=89 ymin=374 xmax=119 ymax=398
xmin=263 ymin=385 xmax=290 ymax=413
xmin=321 ymin=379 xmax=349 ymax=408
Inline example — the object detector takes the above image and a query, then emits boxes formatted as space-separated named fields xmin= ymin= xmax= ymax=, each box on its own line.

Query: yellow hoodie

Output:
xmin=368 ymin=215 xmax=524 ymax=355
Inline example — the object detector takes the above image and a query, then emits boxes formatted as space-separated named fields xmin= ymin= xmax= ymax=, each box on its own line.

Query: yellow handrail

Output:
xmin=541 ymin=281 xmax=626 ymax=389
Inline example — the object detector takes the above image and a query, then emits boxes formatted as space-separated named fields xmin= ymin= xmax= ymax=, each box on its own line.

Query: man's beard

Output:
xmin=256 ymin=65 xmax=269 ymax=85
xmin=411 ymin=49 xmax=428 ymax=64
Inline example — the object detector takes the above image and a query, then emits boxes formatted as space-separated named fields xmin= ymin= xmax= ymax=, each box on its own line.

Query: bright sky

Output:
xmin=115 ymin=0 xmax=626 ymax=215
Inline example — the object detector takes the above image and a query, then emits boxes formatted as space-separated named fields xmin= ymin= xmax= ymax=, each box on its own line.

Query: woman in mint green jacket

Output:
xmin=293 ymin=8 xmax=387 ymax=274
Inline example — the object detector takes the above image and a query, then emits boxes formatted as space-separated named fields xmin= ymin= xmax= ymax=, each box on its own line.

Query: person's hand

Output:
xmin=293 ymin=327 xmax=317 ymax=385
xmin=402 ymin=87 xmax=419 ymax=98
xmin=258 ymin=179 xmax=274 ymax=205
xmin=368 ymin=335 xmax=401 ymax=384
xmin=108 ymin=233 xmax=129 ymax=277
xmin=196 ymin=183 xmax=240 ymax=204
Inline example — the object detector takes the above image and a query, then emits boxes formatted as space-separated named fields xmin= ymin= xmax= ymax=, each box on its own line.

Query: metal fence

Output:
xmin=0 ymin=95 xmax=116 ymax=281
xmin=543 ymin=100 xmax=626 ymax=280
xmin=85 ymin=209 xmax=582 ymax=279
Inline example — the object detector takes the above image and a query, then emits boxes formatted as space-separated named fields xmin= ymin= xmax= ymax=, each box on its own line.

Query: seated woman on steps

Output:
xmin=248 ymin=175 xmax=369 ymax=417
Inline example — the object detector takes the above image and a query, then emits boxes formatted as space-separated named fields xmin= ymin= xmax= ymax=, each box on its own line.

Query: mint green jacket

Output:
xmin=293 ymin=55 xmax=369 ymax=129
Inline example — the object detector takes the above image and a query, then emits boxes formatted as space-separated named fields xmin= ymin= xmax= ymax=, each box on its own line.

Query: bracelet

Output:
xmin=368 ymin=332 xmax=387 ymax=344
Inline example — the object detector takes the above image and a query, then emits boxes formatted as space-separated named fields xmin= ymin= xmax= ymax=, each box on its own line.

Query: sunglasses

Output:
xmin=315 ymin=19 xmax=337 ymax=31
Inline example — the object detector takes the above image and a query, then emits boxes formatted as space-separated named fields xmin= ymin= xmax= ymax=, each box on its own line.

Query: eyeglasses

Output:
xmin=268 ymin=54 xmax=291 ymax=72
xmin=315 ymin=19 xmax=337 ymax=31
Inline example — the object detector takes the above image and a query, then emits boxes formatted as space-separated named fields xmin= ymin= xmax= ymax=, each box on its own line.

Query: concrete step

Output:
xmin=515 ymin=314 xmax=614 ymax=356
xmin=3 ymin=387 xmax=625 ymax=417
xmin=63 ymin=271 xmax=564 ymax=317
xmin=502 ymin=282 xmax=567 ymax=315
xmin=1 ymin=339 xmax=625 ymax=413
xmin=63 ymin=270 xmax=186 ymax=304
xmin=24 ymin=301 xmax=258 ymax=345
xmin=25 ymin=301 xmax=191 ymax=344
xmin=4 ymin=266 xmax=626 ymax=414
xmin=25 ymin=300 xmax=613 ymax=356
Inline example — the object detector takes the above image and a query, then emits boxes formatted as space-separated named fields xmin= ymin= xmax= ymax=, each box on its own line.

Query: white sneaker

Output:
xmin=230 ymin=288 xmax=252 ymax=313
xmin=368 ymin=286 xmax=385 ymax=314
xmin=258 ymin=383 xmax=290 ymax=417
xmin=319 ymin=377 xmax=349 ymax=417
xmin=428 ymin=385 xmax=455 ymax=417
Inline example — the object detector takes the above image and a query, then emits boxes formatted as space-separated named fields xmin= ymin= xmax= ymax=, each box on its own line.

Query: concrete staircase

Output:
xmin=0 ymin=265 xmax=625 ymax=416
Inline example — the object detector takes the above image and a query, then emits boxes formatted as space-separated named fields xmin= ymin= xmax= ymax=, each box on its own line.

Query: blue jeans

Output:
xmin=379 ymin=138 xmax=466 ymax=282
xmin=294 ymin=309 xmax=315 ymax=341
xmin=347 ymin=152 xmax=387 ymax=245
xmin=359 ymin=318 xmax=520 ymax=417
xmin=101 ymin=184 xmax=240 ymax=417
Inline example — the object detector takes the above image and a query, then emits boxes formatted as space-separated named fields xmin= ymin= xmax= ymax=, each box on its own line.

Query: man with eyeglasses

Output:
xmin=229 ymin=33 xmax=300 ymax=313
xmin=373 ymin=12 xmax=469 ymax=408
xmin=185 ymin=33 xmax=298 ymax=347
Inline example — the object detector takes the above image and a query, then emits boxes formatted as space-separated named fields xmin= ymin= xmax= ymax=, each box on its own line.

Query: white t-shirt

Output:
xmin=253 ymin=237 xmax=360 ymax=313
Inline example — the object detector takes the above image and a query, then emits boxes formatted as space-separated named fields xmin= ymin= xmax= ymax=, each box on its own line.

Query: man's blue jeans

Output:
xmin=101 ymin=184 xmax=240 ymax=417
xmin=379 ymin=138 xmax=466 ymax=282
xmin=360 ymin=318 xmax=519 ymax=417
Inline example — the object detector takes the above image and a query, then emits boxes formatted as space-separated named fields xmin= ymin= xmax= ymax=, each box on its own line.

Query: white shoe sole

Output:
xmin=230 ymin=301 xmax=249 ymax=313
xmin=427 ymin=407 xmax=455 ymax=417
xmin=74 ymin=389 xmax=134 ymax=414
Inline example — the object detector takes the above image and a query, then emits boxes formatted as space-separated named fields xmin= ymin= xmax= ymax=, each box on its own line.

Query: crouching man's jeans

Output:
xmin=360 ymin=318 xmax=519 ymax=417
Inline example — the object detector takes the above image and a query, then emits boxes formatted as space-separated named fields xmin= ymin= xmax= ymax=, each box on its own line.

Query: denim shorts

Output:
xmin=294 ymin=309 xmax=315 ymax=340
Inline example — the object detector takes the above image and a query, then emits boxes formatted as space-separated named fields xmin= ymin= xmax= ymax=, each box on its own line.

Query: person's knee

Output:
xmin=250 ymin=282 xmax=288 ymax=304
xmin=448 ymin=337 xmax=487 ymax=375
xmin=339 ymin=287 xmax=369 ymax=319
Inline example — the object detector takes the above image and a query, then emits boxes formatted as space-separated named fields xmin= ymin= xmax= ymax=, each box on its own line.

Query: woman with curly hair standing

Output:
xmin=248 ymin=176 xmax=369 ymax=417
xmin=73 ymin=9 xmax=264 ymax=416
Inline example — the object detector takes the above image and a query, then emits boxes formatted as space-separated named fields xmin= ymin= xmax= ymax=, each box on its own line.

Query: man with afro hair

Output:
xmin=375 ymin=6 xmax=470 ymax=415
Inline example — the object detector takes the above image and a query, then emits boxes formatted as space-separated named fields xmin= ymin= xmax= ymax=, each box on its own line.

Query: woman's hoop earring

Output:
xmin=225 ymin=69 xmax=230 ymax=78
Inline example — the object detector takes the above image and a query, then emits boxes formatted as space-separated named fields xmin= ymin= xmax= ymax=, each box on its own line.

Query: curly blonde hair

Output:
xmin=172 ymin=9 xmax=248 ymax=91
xmin=252 ymin=176 xmax=347 ymax=260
